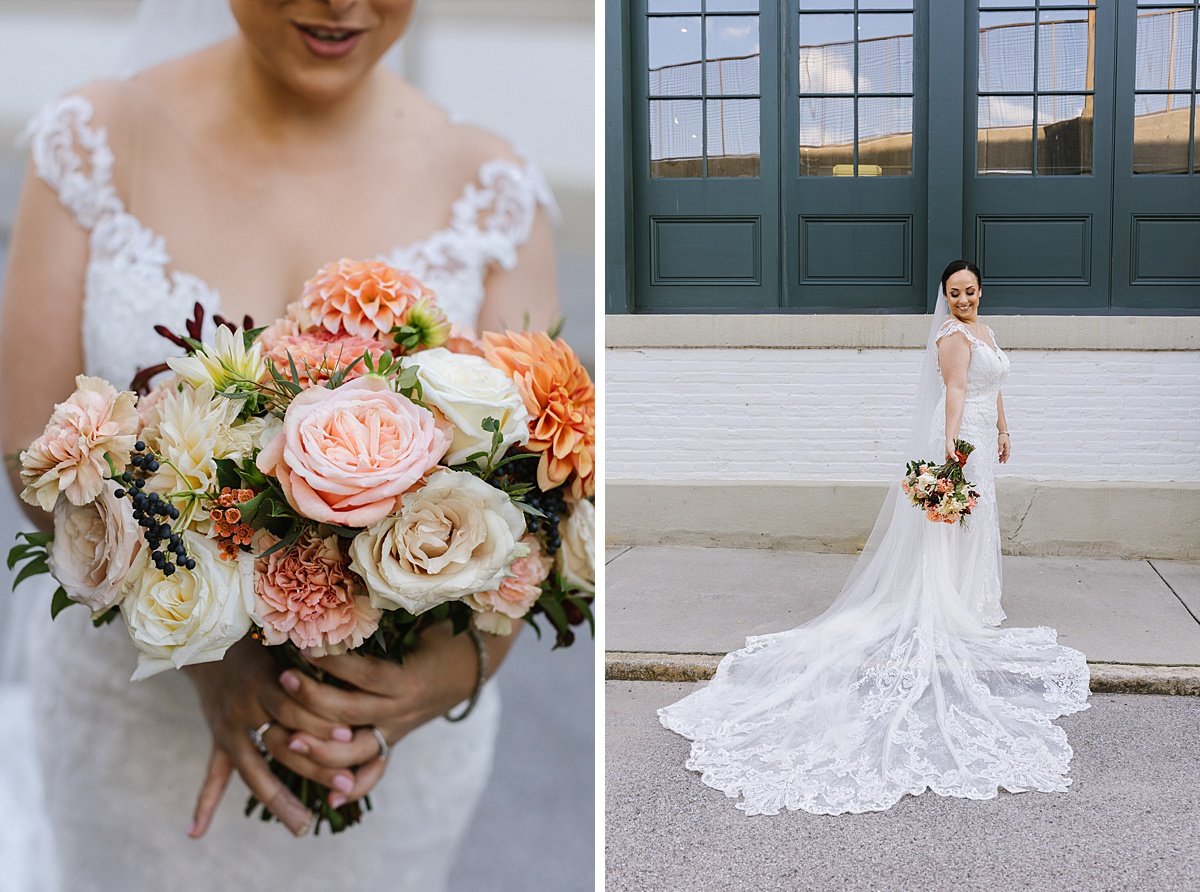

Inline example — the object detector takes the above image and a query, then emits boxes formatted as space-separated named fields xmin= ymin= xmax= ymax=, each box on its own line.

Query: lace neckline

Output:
xmin=941 ymin=319 xmax=1003 ymax=356
xmin=31 ymin=93 xmax=548 ymax=319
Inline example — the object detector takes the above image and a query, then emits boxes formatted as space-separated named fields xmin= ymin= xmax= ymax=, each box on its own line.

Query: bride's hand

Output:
xmin=998 ymin=432 xmax=1011 ymax=464
xmin=945 ymin=437 xmax=958 ymax=463
xmin=274 ymin=622 xmax=485 ymax=810
xmin=185 ymin=637 xmax=358 ymax=838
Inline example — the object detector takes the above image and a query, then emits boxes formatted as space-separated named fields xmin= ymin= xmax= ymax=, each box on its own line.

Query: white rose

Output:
xmin=556 ymin=499 xmax=595 ymax=593
xmin=48 ymin=488 xmax=148 ymax=614
xmin=349 ymin=469 xmax=526 ymax=615
xmin=405 ymin=348 xmax=529 ymax=465
xmin=121 ymin=532 xmax=254 ymax=681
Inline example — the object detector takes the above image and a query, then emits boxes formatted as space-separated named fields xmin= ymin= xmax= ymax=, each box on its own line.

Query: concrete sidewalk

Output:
xmin=605 ymin=545 xmax=1200 ymax=694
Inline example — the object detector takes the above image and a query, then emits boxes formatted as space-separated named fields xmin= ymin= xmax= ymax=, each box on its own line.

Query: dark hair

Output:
xmin=940 ymin=259 xmax=982 ymax=292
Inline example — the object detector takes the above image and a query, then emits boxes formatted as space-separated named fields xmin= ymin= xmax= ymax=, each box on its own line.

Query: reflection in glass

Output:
xmin=798 ymin=14 xmax=856 ymax=93
xmin=798 ymin=0 xmax=852 ymax=8
xmin=706 ymin=99 xmax=761 ymax=177
xmin=1134 ymin=8 xmax=1194 ymax=92
xmin=706 ymin=0 xmax=759 ymax=10
xmin=858 ymin=97 xmax=913 ymax=176
xmin=648 ymin=17 xmax=702 ymax=96
xmin=1195 ymin=95 xmax=1200 ymax=174
xmin=706 ymin=16 xmax=760 ymax=96
xmin=858 ymin=14 xmax=914 ymax=94
xmin=978 ymin=11 xmax=1035 ymax=92
xmin=1038 ymin=12 xmax=1094 ymax=92
xmin=1039 ymin=0 xmax=1097 ymax=5
xmin=648 ymin=0 xmax=699 ymax=11
xmin=799 ymin=97 xmax=854 ymax=175
xmin=854 ymin=0 xmax=913 ymax=8
xmin=1037 ymin=94 xmax=1092 ymax=174
xmin=978 ymin=95 xmax=1033 ymax=174
xmin=650 ymin=99 xmax=704 ymax=177
xmin=1133 ymin=93 xmax=1190 ymax=174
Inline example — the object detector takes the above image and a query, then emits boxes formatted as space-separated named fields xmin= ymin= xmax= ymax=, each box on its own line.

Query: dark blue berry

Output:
xmin=121 ymin=472 xmax=133 ymax=483
xmin=167 ymin=506 xmax=179 ymax=520
xmin=162 ymin=564 xmax=176 ymax=576
xmin=184 ymin=559 xmax=196 ymax=571
xmin=114 ymin=488 xmax=126 ymax=499
xmin=135 ymin=441 xmax=146 ymax=452
xmin=146 ymin=460 xmax=160 ymax=472
xmin=134 ymin=478 xmax=146 ymax=489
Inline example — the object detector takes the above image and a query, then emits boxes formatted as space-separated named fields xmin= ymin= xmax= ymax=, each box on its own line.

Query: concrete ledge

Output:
xmin=605 ymin=651 xmax=1200 ymax=696
xmin=607 ymin=479 xmax=1200 ymax=561
xmin=605 ymin=314 xmax=1200 ymax=350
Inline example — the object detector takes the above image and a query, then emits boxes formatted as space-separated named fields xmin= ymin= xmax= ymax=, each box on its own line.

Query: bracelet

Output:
xmin=444 ymin=624 xmax=489 ymax=723
xmin=998 ymin=430 xmax=1010 ymax=436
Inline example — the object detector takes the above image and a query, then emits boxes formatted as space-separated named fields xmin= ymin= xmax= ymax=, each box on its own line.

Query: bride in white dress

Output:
xmin=659 ymin=261 xmax=1091 ymax=816
xmin=0 ymin=1 xmax=558 ymax=888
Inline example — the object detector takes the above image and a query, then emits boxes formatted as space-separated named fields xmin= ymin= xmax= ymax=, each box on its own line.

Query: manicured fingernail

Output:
xmin=333 ymin=774 xmax=354 ymax=793
xmin=186 ymin=820 xmax=197 ymax=837
xmin=279 ymin=672 xmax=300 ymax=692
xmin=332 ymin=726 xmax=353 ymax=742
xmin=288 ymin=738 xmax=309 ymax=755
xmin=329 ymin=793 xmax=346 ymax=809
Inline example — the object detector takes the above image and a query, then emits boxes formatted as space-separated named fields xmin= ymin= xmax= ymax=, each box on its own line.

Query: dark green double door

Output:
xmin=629 ymin=0 xmax=1200 ymax=314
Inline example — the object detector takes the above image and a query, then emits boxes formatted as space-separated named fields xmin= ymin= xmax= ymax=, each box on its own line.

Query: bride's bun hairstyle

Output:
xmin=940 ymin=259 xmax=982 ymax=292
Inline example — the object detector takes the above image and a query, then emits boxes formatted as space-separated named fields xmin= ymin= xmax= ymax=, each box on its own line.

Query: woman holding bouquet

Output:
xmin=659 ymin=260 xmax=1091 ymax=816
xmin=0 ymin=1 xmax=578 ymax=888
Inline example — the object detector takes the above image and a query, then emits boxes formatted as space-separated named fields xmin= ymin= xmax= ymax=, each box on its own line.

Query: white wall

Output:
xmin=607 ymin=346 xmax=1200 ymax=483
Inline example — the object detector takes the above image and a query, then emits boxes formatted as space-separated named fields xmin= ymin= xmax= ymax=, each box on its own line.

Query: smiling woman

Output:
xmin=0 ymin=1 xmax=593 ymax=890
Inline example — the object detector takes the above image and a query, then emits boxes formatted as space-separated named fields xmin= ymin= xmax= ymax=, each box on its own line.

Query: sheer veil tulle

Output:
xmin=657 ymin=289 xmax=1091 ymax=817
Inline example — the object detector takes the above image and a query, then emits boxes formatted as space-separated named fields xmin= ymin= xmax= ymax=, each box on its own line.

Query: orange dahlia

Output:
xmin=263 ymin=330 xmax=395 ymax=388
xmin=300 ymin=259 xmax=438 ymax=341
xmin=483 ymin=330 xmax=595 ymax=500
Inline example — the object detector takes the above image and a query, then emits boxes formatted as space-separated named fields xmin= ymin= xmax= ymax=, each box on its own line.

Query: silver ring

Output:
xmin=248 ymin=720 xmax=273 ymax=757
xmin=370 ymin=726 xmax=389 ymax=761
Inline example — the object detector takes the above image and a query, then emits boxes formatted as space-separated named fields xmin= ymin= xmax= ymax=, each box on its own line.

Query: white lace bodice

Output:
xmin=934 ymin=319 xmax=1011 ymax=435
xmin=22 ymin=93 xmax=557 ymax=389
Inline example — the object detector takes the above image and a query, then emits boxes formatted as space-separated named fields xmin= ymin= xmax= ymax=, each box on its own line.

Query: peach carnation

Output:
xmin=264 ymin=330 xmax=395 ymax=387
xmin=20 ymin=375 xmax=139 ymax=511
xmin=467 ymin=535 xmax=553 ymax=636
xmin=482 ymin=331 xmax=596 ymax=500
xmin=253 ymin=529 xmax=381 ymax=655
xmin=301 ymin=259 xmax=434 ymax=341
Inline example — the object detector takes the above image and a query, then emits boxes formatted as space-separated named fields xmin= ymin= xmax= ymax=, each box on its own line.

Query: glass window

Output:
xmin=1133 ymin=3 xmax=1198 ymax=175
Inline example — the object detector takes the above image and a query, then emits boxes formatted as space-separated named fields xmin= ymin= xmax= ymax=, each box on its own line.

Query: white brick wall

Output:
xmin=607 ymin=347 xmax=1200 ymax=483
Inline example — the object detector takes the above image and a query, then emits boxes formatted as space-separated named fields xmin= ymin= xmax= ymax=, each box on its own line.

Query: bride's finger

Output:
xmin=260 ymin=677 xmax=354 ymax=742
xmin=234 ymin=740 xmax=314 ymax=837
xmin=328 ymin=756 xmax=388 ymax=810
xmin=260 ymin=724 xmax=357 ymax=795
xmin=286 ymin=727 xmax=388 ymax=770
xmin=189 ymin=746 xmax=233 ymax=839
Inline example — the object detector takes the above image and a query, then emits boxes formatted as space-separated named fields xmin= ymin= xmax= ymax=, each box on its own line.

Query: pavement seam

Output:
xmin=605 ymin=546 xmax=634 ymax=566
xmin=1148 ymin=559 xmax=1200 ymax=627
xmin=605 ymin=651 xmax=1200 ymax=696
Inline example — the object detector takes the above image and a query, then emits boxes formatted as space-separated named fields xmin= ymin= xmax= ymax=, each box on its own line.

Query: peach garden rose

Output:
xmin=467 ymin=534 xmax=553 ymax=636
xmin=256 ymin=375 xmax=448 ymax=528
xmin=48 ymin=486 xmax=147 ymax=615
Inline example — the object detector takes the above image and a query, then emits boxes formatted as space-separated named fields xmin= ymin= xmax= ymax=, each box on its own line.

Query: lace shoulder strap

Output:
xmin=935 ymin=319 xmax=982 ymax=348
xmin=451 ymin=155 xmax=560 ymax=272
xmin=19 ymin=94 xmax=123 ymax=231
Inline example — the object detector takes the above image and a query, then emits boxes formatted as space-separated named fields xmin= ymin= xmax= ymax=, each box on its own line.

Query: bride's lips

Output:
xmin=292 ymin=22 xmax=367 ymax=59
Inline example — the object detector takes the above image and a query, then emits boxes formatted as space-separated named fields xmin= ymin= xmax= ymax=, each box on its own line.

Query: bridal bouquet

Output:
xmin=901 ymin=438 xmax=980 ymax=525
xmin=8 ymin=259 xmax=595 ymax=833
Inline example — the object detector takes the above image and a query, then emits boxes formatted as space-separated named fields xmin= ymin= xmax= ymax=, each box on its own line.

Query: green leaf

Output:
xmin=14 ymin=557 xmax=50 ymax=589
xmin=91 ymin=606 xmax=120 ymax=628
xmin=243 ymin=326 xmax=268 ymax=350
xmin=20 ymin=531 xmax=53 ymax=548
xmin=50 ymin=586 xmax=76 ymax=620
xmin=565 ymin=595 xmax=596 ymax=636
xmin=537 ymin=593 xmax=569 ymax=635
xmin=260 ymin=525 xmax=303 ymax=558
xmin=546 ymin=317 xmax=566 ymax=340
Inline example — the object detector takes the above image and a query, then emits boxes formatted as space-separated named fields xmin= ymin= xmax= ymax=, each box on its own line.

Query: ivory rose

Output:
xmin=467 ymin=535 xmax=552 ymax=636
xmin=405 ymin=348 xmax=530 ymax=465
xmin=556 ymin=498 xmax=595 ymax=594
xmin=349 ymin=469 xmax=526 ymax=615
xmin=121 ymin=532 xmax=254 ymax=681
xmin=253 ymin=529 xmax=381 ymax=655
xmin=256 ymin=376 xmax=448 ymax=528
xmin=48 ymin=487 xmax=148 ymax=614
xmin=20 ymin=375 xmax=138 ymax=510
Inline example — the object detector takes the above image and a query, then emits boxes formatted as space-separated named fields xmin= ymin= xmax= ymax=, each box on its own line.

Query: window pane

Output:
xmin=859 ymin=97 xmax=913 ymax=176
xmin=1038 ymin=11 xmax=1094 ymax=92
xmin=707 ymin=16 xmax=760 ymax=96
xmin=979 ymin=12 xmax=1036 ymax=93
xmin=707 ymin=0 xmax=759 ymax=10
xmin=858 ymin=14 xmax=914 ymax=94
xmin=1133 ymin=92 xmax=1191 ymax=174
xmin=1195 ymin=95 xmax=1200 ymax=174
xmin=858 ymin=0 xmax=913 ymax=8
xmin=1039 ymin=0 xmax=1096 ymax=6
xmin=799 ymin=14 xmax=855 ymax=94
xmin=648 ymin=0 xmax=699 ymax=11
xmin=978 ymin=95 xmax=1033 ymax=174
xmin=799 ymin=97 xmax=854 ymax=175
xmin=1135 ymin=8 xmax=1193 ymax=92
xmin=650 ymin=99 xmax=704 ymax=177
xmin=978 ymin=0 xmax=1033 ymax=6
xmin=799 ymin=0 xmax=853 ymax=8
xmin=707 ymin=99 xmax=761 ymax=177
xmin=1037 ymin=94 xmax=1092 ymax=174
xmin=648 ymin=17 xmax=702 ymax=97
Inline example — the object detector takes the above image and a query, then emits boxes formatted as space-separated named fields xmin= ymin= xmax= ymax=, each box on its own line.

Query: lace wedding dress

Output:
xmin=17 ymin=93 xmax=555 ymax=890
xmin=659 ymin=315 xmax=1091 ymax=816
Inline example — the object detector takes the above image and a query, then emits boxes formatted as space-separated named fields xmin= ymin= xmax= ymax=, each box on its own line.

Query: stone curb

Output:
xmin=605 ymin=652 xmax=1200 ymax=696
